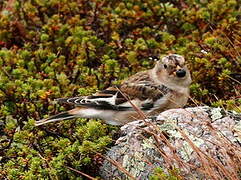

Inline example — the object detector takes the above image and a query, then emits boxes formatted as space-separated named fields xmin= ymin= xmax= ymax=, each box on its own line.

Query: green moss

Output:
xmin=150 ymin=167 xmax=182 ymax=180
xmin=40 ymin=34 xmax=49 ymax=42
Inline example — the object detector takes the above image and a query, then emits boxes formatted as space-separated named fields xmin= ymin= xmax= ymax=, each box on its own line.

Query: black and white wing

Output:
xmin=56 ymin=82 xmax=171 ymax=111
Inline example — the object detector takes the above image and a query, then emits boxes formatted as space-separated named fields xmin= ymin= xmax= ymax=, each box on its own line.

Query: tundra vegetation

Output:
xmin=0 ymin=0 xmax=240 ymax=179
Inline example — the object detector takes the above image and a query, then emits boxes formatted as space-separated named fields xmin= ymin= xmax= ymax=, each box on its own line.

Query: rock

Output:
xmin=99 ymin=106 xmax=241 ymax=179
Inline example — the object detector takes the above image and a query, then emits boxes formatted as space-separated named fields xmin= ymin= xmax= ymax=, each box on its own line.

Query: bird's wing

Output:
xmin=56 ymin=82 xmax=171 ymax=111
xmin=56 ymin=71 xmax=172 ymax=111
xmin=56 ymin=87 xmax=131 ymax=111
xmin=116 ymin=70 xmax=171 ymax=109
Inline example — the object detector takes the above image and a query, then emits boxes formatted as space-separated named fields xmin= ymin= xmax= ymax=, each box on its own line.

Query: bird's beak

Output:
xmin=175 ymin=66 xmax=186 ymax=78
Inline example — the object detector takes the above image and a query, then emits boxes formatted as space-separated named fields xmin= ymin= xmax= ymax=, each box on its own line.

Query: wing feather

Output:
xmin=55 ymin=71 xmax=171 ymax=111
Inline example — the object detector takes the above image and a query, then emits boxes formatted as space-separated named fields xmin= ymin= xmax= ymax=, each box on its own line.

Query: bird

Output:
xmin=35 ymin=54 xmax=192 ymax=126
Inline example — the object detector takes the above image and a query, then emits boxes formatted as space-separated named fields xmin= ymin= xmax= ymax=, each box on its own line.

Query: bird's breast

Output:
xmin=147 ymin=88 xmax=189 ymax=116
xmin=169 ymin=88 xmax=189 ymax=108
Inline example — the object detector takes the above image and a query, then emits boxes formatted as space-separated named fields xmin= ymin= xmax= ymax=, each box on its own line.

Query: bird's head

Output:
xmin=153 ymin=54 xmax=192 ymax=87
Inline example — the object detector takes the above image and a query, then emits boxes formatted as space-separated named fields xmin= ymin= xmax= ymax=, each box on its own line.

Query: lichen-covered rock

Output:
xmin=99 ymin=106 xmax=241 ymax=179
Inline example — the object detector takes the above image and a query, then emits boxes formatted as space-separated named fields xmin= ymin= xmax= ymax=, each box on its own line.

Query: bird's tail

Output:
xmin=35 ymin=112 xmax=76 ymax=126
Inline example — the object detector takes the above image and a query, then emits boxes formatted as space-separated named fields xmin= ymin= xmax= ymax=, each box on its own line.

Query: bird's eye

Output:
xmin=164 ymin=64 xmax=167 ymax=69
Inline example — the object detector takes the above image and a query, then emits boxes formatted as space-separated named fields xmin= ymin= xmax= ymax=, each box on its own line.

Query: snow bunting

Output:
xmin=35 ymin=54 xmax=192 ymax=126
